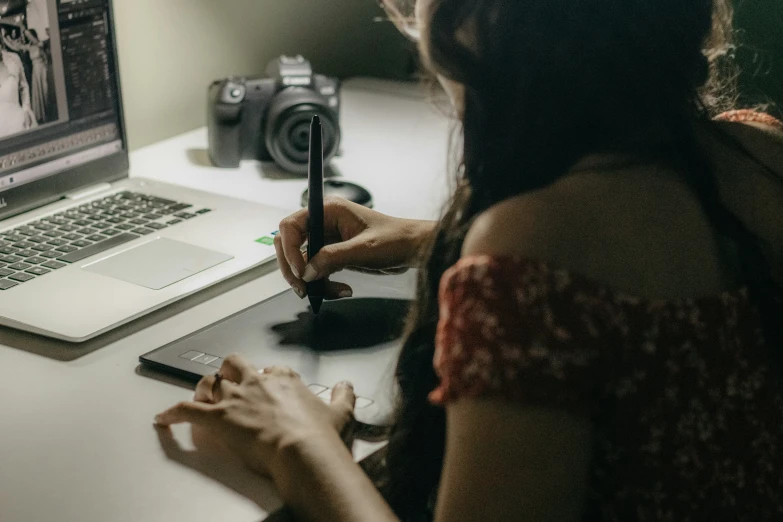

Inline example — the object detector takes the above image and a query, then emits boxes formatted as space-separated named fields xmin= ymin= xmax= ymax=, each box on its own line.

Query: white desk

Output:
xmin=0 ymin=79 xmax=452 ymax=522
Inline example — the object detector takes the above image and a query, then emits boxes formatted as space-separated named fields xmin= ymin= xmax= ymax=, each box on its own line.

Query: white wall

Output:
xmin=112 ymin=0 xmax=412 ymax=150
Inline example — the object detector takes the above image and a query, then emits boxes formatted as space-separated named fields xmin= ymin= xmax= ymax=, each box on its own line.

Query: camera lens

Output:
xmin=265 ymin=88 xmax=340 ymax=174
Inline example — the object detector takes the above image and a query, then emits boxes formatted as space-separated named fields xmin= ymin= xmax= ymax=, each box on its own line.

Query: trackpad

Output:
xmin=84 ymin=238 xmax=233 ymax=290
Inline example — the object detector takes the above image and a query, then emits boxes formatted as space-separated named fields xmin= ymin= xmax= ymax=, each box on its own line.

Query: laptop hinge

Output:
xmin=65 ymin=183 xmax=114 ymax=201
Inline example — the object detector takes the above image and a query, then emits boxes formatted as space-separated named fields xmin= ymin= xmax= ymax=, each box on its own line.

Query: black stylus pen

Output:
xmin=307 ymin=115 xmax=325 ymax=314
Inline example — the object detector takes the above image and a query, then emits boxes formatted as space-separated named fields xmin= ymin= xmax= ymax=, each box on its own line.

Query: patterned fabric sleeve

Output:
xmin=429 ymin=256 xmax=609 ymax=414
xmin=715 ymin=109 xmax=783 ymax=131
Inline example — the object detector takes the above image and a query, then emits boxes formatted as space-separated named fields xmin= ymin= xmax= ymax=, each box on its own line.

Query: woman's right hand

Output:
xmin=275 ymin=197 xmax=434 ymax=299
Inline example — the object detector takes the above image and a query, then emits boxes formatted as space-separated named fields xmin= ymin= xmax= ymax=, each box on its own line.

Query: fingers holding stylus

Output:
xmin=278 ymin=210 xmax=309 ymax=280
xmin=274 ymin=233 xmax=306 ymax=299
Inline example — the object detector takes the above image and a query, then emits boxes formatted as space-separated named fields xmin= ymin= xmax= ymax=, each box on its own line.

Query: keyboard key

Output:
xmin=72 ymin=220 xmax=91 ymax=227
xmin=0 ymin=279 xmax=18 ymax=290
xmin=150 ymin=197 xmax=177 ymax=205
xmin=131 ymin=228 xmax=154 ymax=235
xmin=58 ymin=225 xmax=78 ymax=232
xmin=115 ymin=223 xmax=135 ymax=230
xmin=62 ymin=234 xmax=82 ymax=241
xmin=92 ymin=223 xmax=111 ymax=230
xmin=196 ymin=209 xmax=212 ymax=214
xmin=88 ymin=215 xmax=104 ymax=222
xmin=168 ymin=203 xmax=193 ymax=212
xmin=48 ymin=218 xmax=69 ymax=226
xmin=71 ymin=240 xmax=92 ymax=248
xmin=32 ymin=223 xmax=55 ymax=231
xmin=16 ymin=250 xmax=37 ymax=258
xmin=106 ymin=217 xmax=124 ymax=224
xmin=147 ymin=223 xmax=167 ymax=230
xmin=46 ymin=239 xmax=67 ymax=246
xmin=174 ymin=212 xmax=196 ymax=219
xmin=59 ymin=233 xmax=140 ymax=263
xmin=0 ymin=255 xmax=22 ymax=264
xmin=12 ymin=242 xmax=35 ymax=250
xmin=31 ymin=245 xmax=53 ymax=252
xmin=166 ymin=219 xmax=183 ymax=225
xmin=101 ymin=210 xmax=120 ymax=217
xmin=42 ymin=261 xmax=66 ymax=270
xmin=101 ymin=229 xmax=122 ymax=237
xmin=0 ymin=246 xmax=19 ymax=255
xmin=86 ymin=234 xmax=105 ymax=242
xmin=16 ymin=228 xmax=37 ymax=236
xmin=9 ymin=273 xmax=34 ymax=282
xmin=28 ymin=236 xmax=48 ymax=244
xmin=56 ymin=245 xmax=78 ymax=253
xmin=25 ymin=257 xmax=48 ymax=264
xmin=5 ymin=235 xmax=26 ymax=242
xmin=143 ymin=213 xmax=165 ymax=220
xmin=130 ymin=218 xmax=149 ymax=225
xmin=77 ymin=228 xmax=98 ymax=235
xmin=9 ymin=262 xmax=31 ymax=271
xmin=0 ymin=268 xmax=14 ymax=277
xmin=40 ymin=251 xmax=61 ymax=259
xmin=26 ymin=267 xmax=50 ymax=276
xmin=43 ymin=230 xmax=60 ymax=238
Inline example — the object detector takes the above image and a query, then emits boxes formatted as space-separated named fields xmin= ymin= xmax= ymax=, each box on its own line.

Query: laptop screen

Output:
xmin=0 ymin=0 xmax=124 ymax=194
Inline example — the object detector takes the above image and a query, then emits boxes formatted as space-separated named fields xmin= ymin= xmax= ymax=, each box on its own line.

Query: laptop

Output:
xmin=141 ymin=270 xmax=417 ymax=426
xmin=0 ymin=0 xmax=288 ymax=341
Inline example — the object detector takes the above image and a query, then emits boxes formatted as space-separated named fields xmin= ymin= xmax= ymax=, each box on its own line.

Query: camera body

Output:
xmin=208 ymin=56 xmax=341 ymax=174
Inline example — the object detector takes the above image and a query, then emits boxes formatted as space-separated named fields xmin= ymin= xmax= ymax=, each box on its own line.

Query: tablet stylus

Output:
xmin=307 ymin=115 xmax=325 ymax=314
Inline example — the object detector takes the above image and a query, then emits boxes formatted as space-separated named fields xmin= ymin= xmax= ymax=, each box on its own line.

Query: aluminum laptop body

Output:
xmin=0 ymin=0 xmax=287 ymax=341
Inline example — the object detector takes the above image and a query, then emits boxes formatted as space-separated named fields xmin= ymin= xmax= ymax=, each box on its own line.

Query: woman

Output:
xmin=0 ymin=28 xmax=36 ymax=138
xmin=157 ymin=0 xmax=783 ymax=520
xmin=23 ymin=29 xmax=48 ymax=124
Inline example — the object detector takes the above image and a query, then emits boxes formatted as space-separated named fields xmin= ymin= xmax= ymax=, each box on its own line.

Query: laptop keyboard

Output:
xmin=0 ymin=191 xmax=212 ymax=291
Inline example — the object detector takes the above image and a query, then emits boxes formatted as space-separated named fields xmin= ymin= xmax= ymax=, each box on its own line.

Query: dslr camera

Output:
xmin=208 ymin=56 xmax=341 ymax=174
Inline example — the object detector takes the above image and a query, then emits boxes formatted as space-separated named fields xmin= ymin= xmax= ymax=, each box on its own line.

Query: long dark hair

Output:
xmin=372 ymin=0 xmax=783 ymax=519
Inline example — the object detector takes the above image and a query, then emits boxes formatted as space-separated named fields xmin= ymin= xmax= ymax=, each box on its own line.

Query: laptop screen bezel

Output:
xmin=0 ymin=0 xmax=130 ymax=223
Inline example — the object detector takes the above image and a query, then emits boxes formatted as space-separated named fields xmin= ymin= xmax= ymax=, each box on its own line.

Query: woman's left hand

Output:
xmin=154 ymin=354 xmax=356 ymax=479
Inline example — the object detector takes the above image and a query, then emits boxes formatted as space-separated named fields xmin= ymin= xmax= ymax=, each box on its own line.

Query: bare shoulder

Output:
xmin=463 ymin=168 xmax=729 ymax=298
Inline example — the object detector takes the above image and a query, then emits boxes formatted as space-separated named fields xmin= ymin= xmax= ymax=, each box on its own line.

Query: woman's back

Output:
xmin=432 ymin=114 xmax=783 ymax=520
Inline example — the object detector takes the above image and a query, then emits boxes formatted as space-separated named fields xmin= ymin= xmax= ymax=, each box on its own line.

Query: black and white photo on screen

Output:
xmin=0 ymin=0 xmax=57 ymax=140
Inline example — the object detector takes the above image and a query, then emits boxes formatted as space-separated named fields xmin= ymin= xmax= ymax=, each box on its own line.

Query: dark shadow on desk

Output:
xmin=185 ymin=148 xmax=213 ymax=167
xmin=0 ymin=263 xmax=278 ymax=362
xmin=270 ymin=298 xmax=410 ymax=352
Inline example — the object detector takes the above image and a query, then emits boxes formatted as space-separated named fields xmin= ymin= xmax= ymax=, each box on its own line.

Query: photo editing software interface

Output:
xmin=0 ymin=0 xmax=122 ymax=193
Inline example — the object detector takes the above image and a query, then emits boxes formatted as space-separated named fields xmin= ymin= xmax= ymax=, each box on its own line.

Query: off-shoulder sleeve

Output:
xmin=715 ymin=109 xmax=783 ymax=131
xmin=429 ymin=257 xmax=610 ymax=414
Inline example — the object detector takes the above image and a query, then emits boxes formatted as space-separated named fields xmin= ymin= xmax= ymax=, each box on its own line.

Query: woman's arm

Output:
xmin=1 ymin=33 xmax=25 ymax=52
xmin=275 ymin=434 xmax=399 ymax=522
xmin=434 ymin=401 xmax=592 ymax=522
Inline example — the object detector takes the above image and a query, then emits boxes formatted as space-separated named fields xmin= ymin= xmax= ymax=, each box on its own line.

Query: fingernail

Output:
xmin=338 ymin=289 xmax=353 ymax=299
xmin=154 ymin=415 xmax=164 ymax=424
xmin=302 ymin=264 xmax=318 ymax=282
xmin=293 ymin=286 xmax=306 ymax=299
xmin=340 ymin=381 xmax=354 ymax=390
xmin=290 ymin=264 xmax=300 ymax=279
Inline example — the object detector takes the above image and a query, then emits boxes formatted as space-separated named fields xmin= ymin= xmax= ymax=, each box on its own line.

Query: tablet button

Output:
xmin=193 ymin=354 xmax=218 ymax=365
xmin=179 ymin=351 xmax=204 ymax=361
xmin=207 ymin=357 xmax=223 ymax=369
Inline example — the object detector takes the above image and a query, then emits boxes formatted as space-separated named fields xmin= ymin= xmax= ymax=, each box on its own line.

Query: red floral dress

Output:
xmin=431 ymin=256 xmax=783 ymax=521
xmin=429 ymin=111 xmax=783 ymax=521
